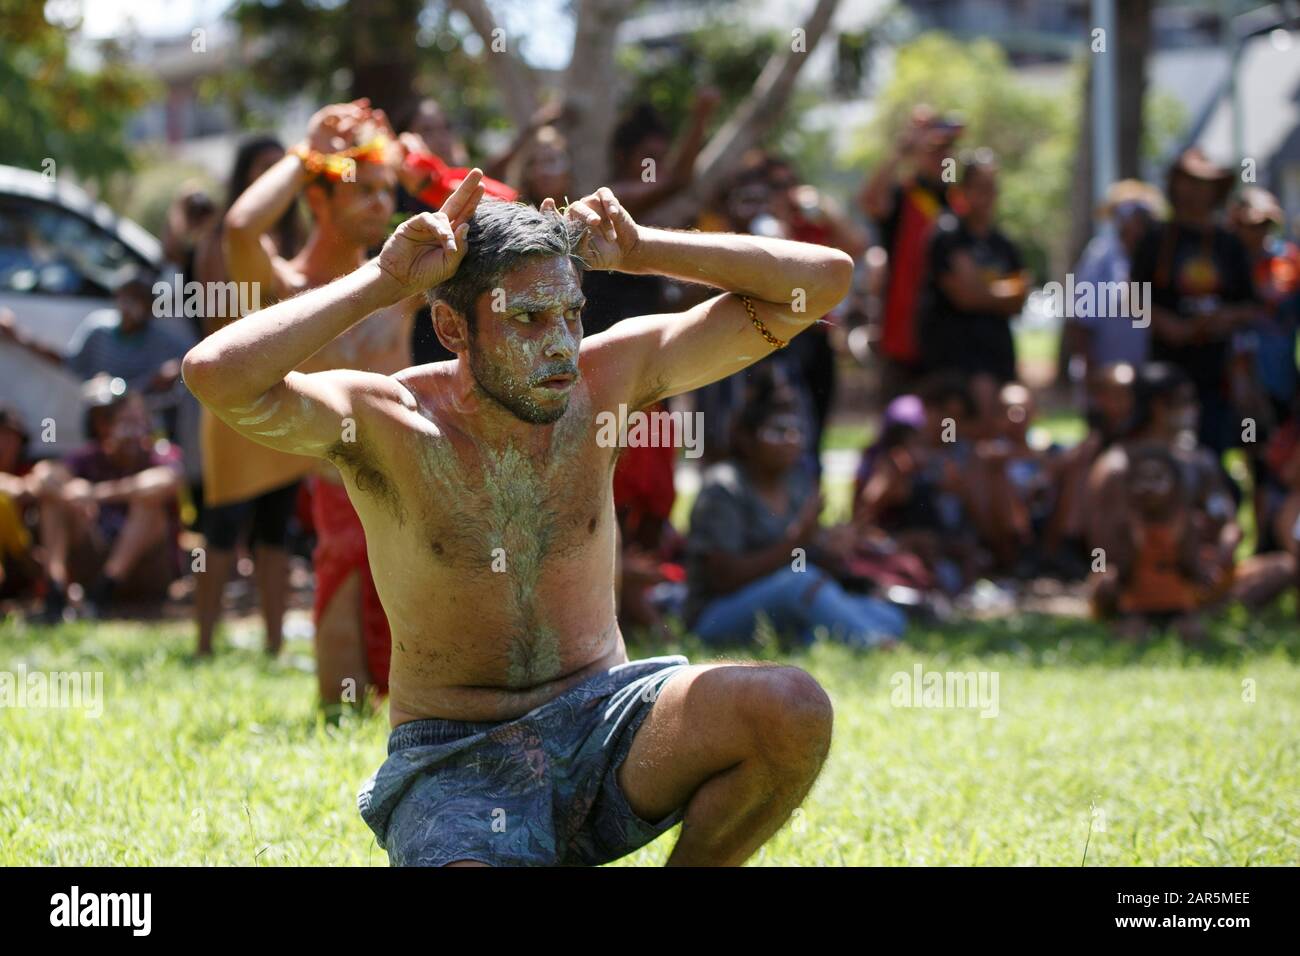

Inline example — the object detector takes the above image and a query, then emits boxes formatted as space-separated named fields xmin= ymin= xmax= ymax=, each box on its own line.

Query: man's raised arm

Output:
xmin=184 ymin=171 xmax=485 ymax=457
xmin=564 ymin=188 xmax=854 ymax=405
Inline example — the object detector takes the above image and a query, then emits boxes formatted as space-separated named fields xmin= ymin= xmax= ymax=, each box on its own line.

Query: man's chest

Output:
xmin=375 ymin=411 xmax=617 ymax=574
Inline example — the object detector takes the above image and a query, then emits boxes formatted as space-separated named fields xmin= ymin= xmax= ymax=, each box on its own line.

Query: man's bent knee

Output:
xmin=737 ymin=666 xmax=833 ymax=770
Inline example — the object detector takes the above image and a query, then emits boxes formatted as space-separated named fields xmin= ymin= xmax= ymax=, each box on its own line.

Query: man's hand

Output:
xmin=543 ymin=187 xmax=640 ymax=272
xmin=302 ymin=99 xmax=373 ymax=155
xmin=376 ymin=169 xmax=485 ymax=298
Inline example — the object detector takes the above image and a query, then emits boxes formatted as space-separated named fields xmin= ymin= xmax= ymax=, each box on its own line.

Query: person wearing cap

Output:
xmin=1227 ymin=186 xmax=1300 ymax=552
xmin=0 ymin=268 xmax=193 ymax=399
xmin=1229 ymin=187 xmax=1298 ymax=424
xmin=29 ymin=376 xmax=183 ymax=620
xmin=1129 ymin=147 xmax=1258 ymax=457
xmin=1064 ymin=179 xmax=1163 ymax=372
xmin=858 ymin=105 xmax=964 ymax=399
xmin=0 ymin=403 xmax=42 ymax=605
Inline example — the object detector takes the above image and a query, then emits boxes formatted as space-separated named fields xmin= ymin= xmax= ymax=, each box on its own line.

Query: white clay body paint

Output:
xmin=236 ymin=397 xmax=281 ymax=426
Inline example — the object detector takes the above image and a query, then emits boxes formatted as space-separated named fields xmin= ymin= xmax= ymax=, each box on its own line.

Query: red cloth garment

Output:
xmin=881 ymin=185 xmax=945 ymax=364
xmin=307 ymin=476 xmax=391 ymax=695
xmin=612 ymin=404 xmax=677 ymax=538
xmin=404 ymin=151 xmax=518 ymax=208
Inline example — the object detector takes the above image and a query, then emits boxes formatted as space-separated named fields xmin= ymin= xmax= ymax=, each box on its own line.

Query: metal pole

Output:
xmin=1223 ymin=0 xmax=1245 ymax=163
xmin=1091 ymin=0 xmax=1118 ymax=201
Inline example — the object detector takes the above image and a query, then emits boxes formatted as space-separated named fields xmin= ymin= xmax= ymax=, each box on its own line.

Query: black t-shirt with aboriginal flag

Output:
xmin=1129 ymin=222 xmax=1255 ymax=396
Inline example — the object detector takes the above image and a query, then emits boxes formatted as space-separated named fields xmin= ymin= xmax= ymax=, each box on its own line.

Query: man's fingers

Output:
xmin=596 ymin=187 xmax=620 ymax=216
xmin=455 ymin=182 xmax=485 ymax=228
xmin=440 ymin=168 xmax=484 ymax=221
xmin=567 ymin=200 xmax=604 ymax=232
xmin=540 ymin=197 xmax=558 ymax=214
xmin=449 ymin=222 xmax=470 ymax=256
xmin=590 ymin=188 xmax=620 ymax=241
xmin=406 ymin=211 xmax=450 ymax=234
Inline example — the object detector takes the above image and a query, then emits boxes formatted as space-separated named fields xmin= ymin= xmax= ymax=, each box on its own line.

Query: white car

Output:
xmin=0 ymin=164 xmax=171 ymax=453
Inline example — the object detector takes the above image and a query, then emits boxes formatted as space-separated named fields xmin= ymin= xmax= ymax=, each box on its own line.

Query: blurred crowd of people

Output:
xmin=1 ymin=92 xmax=1298 ymax=699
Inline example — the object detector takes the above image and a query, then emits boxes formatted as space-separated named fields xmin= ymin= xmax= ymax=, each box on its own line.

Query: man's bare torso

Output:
xmin=329 ymin=357 xmax=628 ymax=726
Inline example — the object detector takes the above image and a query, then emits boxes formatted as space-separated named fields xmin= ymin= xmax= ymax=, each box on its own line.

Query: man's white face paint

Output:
xmin=466 ymin=256 xmax=585 ymax=425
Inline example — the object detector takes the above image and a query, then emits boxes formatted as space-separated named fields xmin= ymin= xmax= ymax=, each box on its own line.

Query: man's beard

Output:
xmin=467 ymin=346 xmax=570 ymax=425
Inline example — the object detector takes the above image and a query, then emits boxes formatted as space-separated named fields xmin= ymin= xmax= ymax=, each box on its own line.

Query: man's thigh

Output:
xmin=616 ymin=661 xmax=828 ymax=824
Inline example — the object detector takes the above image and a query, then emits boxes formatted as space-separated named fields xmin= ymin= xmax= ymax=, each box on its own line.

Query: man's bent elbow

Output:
xmin=181 ymin=346 xmax=228 ymax=406
xmin=807 ymin=250 xmax=855 ymax=316
xmin=223 ymin=206 xmax=256 ymax=237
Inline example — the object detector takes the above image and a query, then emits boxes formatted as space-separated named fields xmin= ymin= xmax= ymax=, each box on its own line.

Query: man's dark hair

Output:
xmin=1131 ymin=361 xmax=1192 ymax=434
xmin=611 ymin=103 xmax=669 ymax=165
xmin=429 ymin=200 xmax=587 ymax=331
xmin=917 ymin=372 xmax=977 ymax=419
xmin=115 ymin=265 xmax=157 ymax=297
xmin=80 ymin=375 xmax=134 ymax=442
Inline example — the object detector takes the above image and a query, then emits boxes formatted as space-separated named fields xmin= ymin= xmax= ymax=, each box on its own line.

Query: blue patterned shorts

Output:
xmin=358 ymin=655 xmax=691 ymax=866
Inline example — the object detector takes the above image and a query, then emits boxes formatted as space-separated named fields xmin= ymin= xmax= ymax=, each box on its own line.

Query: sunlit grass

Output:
xmin=3 ymin=604 xmax=1296 ymax=866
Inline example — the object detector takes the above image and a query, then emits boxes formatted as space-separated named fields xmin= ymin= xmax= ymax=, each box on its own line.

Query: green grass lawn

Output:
xmin=3 ymin=606 xmax=1298 ymax=866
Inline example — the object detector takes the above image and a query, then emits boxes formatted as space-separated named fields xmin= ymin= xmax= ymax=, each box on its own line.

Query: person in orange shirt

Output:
xmin=1095 ymin=443 xmax=1207 ymax=642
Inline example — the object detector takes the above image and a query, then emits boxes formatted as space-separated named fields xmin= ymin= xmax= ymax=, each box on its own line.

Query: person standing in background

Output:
xmin=191 ymin=135 xmax=310 ymax=659
xmin=917 ymin=151 xmax=1029 ymax=431
xmin=858 ymin=105 xmax=963 ymax=400
xmin=1130 ymin=148 xmax=1256 ymax=459
xmin=1063 ymin=180 xmax=1162 ymax=376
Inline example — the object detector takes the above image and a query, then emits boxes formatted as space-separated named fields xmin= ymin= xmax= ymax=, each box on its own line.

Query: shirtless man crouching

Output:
xmin=183 ymin=168 xmax=852 ymax=866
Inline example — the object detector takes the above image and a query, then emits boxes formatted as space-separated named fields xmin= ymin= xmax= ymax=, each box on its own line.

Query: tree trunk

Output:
xmin=653 ymin=0 xmax=842 ymax=225
xmin=1116 ymin=0 xmax=1153 ymax=178
xmin=449 ymin=0 xmax=540 ymax=130
xmin=561 ymin=0 xmax=637 ymax=193
xmin=348 ymin=0 xmax=423 ymax=119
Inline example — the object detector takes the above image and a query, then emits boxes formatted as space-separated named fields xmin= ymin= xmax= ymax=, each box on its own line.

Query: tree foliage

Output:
xmin=0 ymin=0 xmax=156 ymax=192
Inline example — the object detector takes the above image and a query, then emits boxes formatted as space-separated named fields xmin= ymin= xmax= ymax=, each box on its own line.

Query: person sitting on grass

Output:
xmin=32 ymin=377 xmax=183 ymax=621
xmin=1044 ymin=362 xmax=1139 ymax=569
xmin=1232 ymin=395 xmax=1300 ymax=613
xmin=1091 ymin=443 xmax=1211 ymax=642
xmin=0 ymin=403 xmax=42 ymax=609
xmin=980 ymin=381 xmax=1076 ymax=577
xmin=685 ymin=377 xmax=906 ymax=649
xmin=1087 ymin=363 xmax=1240 ymax=612
xmin=855 ymin=374 xmax=989 ymax=593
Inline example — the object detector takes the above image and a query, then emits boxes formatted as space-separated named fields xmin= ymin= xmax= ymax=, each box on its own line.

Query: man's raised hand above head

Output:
xmin=541 ymin=187 xmax=640 ymax=272
xmin=377 ymin=170 xmax=485 ymax=298
xmin=557 ymin=184 xmax=856 ymax=409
